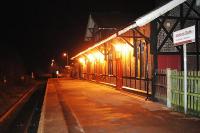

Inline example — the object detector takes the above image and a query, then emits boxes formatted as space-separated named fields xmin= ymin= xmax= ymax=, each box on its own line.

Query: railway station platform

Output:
xmin=38 ymin=78 xmax=200 ymax=133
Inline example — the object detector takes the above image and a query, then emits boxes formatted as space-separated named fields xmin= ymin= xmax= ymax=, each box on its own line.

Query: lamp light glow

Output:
xmin=79 ymin=57 xmax=85 ymax=64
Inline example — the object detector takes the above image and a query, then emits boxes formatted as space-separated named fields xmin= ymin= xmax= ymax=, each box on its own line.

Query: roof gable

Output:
xmin=84 ymin=14 xmax=96 ymax=41
xmin=84 ymin=12 xmax=135 ymax=41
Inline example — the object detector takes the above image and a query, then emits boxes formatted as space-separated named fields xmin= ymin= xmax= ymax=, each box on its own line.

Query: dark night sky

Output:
xmin=2 ymin=0 xmax=156 ymax=72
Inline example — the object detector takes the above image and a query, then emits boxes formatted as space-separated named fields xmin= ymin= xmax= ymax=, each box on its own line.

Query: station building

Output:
xmin=71 ymin=0 xmax=200 ymax=102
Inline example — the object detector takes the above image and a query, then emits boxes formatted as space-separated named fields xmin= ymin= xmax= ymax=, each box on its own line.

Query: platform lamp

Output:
xmin=63 ymin=52 xmax=69 ymax=66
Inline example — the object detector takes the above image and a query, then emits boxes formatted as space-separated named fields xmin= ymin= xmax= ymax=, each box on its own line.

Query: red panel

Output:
xmin=158 ymin=55 xmax=181 ymax=70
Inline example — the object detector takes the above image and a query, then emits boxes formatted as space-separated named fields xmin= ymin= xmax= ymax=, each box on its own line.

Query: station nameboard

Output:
xmin=173 ymin=25 xmax=196 ymax=114
xmin=173 ymin=25 xmax=195 ymax=46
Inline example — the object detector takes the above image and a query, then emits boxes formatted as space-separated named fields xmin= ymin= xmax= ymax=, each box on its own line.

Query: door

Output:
xmin=116 ymin=59 xmax=122 ymax=89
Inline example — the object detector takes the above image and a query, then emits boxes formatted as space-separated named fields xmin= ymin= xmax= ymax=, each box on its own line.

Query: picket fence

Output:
xmin=171 ymin=71 xmax=200 ymax=116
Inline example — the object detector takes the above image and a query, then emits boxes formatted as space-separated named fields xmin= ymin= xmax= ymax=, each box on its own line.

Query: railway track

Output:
xmin=0 ymin=83 xmax=46 ymax=133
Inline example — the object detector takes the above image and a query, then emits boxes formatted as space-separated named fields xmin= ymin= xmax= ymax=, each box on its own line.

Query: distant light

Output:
xmin=65 ymin=65 xmax=70 ymax=68
xmin=56 ymin=70 xmax=59 ymax=75
xmin=63 ymin=52 xmax=67 ymax=57
xmin=51 ymin=59 xmax=54 ymax=66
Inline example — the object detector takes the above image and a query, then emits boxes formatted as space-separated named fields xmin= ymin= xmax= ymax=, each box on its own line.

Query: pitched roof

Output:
xmin=72 ymin=0 xmax=187 ymax=59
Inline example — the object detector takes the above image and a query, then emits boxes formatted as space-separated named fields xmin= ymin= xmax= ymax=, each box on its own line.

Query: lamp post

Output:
xmin=63 ymin=52 xmax=71 ymax=78
xmin=63 ymin=52 xmax=68 ymax=66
